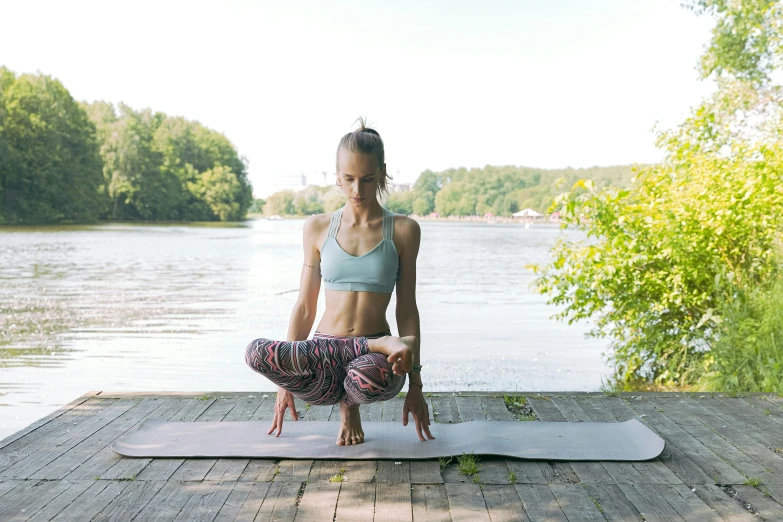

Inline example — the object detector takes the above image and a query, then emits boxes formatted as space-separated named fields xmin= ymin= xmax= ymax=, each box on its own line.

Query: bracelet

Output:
xmin=411 ymin=365 xmax=423 ymax=372
xmin=409 ymin=382 xmax=423 ymax=388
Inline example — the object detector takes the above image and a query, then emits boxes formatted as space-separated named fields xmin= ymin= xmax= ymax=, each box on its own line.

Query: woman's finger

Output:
xmin=414 ymin=415 xmax=425 ymax=441
xmin=267 ymin=411 xmax=278 ymax=435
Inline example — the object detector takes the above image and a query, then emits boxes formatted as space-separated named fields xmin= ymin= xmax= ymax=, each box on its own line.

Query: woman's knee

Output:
xmin=344 ymin=353 xmax=404 ymax=402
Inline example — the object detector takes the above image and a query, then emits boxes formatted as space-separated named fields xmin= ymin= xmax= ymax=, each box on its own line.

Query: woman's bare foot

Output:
xmin=337 ymin=402 xmax=364 ymax=446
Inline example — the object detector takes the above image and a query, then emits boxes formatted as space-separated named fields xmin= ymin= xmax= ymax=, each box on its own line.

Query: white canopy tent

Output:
xmin=512 ymin=208 xmax=543 ymax=218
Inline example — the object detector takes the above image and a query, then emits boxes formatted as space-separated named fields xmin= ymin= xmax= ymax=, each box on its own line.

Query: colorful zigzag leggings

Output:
xmin=244 ymin=331 xmax=406 ymax=407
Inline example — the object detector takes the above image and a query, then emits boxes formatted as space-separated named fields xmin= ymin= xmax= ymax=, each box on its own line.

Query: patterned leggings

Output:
xmin=244 ymin=330 xmax=406 ymax=407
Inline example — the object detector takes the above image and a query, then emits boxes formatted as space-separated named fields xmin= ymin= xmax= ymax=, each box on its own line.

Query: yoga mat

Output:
xmin=112 ymin=419 xmax=664 ymax=461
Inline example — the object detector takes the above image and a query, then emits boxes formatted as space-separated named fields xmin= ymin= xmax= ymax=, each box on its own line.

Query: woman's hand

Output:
xmin=402 ymin=385 xmax=435 ymax=441
xmin=268 ymin=386 xmax=299 ymax=437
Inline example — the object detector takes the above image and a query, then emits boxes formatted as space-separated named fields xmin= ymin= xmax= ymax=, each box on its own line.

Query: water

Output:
xmin=0 ymin=219 xmax=611 ymax=440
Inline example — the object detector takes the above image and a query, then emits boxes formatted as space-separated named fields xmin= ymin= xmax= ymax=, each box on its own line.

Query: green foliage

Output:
xmin=529 ymin=0 xmax=783 ymax=391
xmin=701 ymin=274 xmax=783 ymax=392
xmin=329 ymin=466 xmax=346 ymax=482
xmin=249 ymin=198 xmax=266 ymax=214
xmin=0 ymin=70 xmax=108 ymax=224
xmin=456 ymin=451 xmax=480 ymax=476
xmin=385 ymin=190 xmax=414 ymax=215
xmin=529 ymin=146 xmax=783 ymax=387
xmin=439 ymin=456 xmax=452 ymax=471
xmin=685 ymin=0 xmax=783 ymax=86
xmin=0 ymin=67 xmax=252 ymax=224
xmin=745 ymin=477 xmax=762 ymax=487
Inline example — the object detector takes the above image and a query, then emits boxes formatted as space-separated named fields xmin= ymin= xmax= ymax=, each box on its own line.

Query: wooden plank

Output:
xmin=707 ymin=397 xmax=783 ymax=449
xmin=526 ymin=397 xmax=562 ymax=422
xmin=167 ymin=398 xmax=238 ymax=482
xmin=518 ymin=397 xmax=581 ymax=485
xmin=334 ymin=482 xmax=375 ymax=522
xmin=454 ymin=396 xmax=485 ymax=422
xmin=223 ymin=395 xmax=266 ymax=421
xmin=41 ymin=398 xmax=171 ymax=480
xmin=660 ymin=398 xmax=783 ymax=479
xmin=650 ymin=484 xmax=723 ymax=522
xmin=475 ymin=459 xmax=511 ymax=485
xmin=213 ymin=481 xmax=255 ymax=522
xmin=0 ymin=479 xmax=24 ymax=500
xmin=431 ymin=396 xmax=459 ymax=424
xmin=513 ymin=484 xmax=568 ymax=521
xmin=254 ymin=480 xmax=300 ymax=522
xmin=734 ymin=484 xmax=783 ymax=520
xmin=91 ymin=480 xmax=167 ymax=522
xmin=362 ymin=400 xmax=385 ymax=422
xmin=303 ymin=404 xmax=334 ymax=421
xmin=377 ymin=460 xmax=411 ymax=483
xmin=99 ymin=398 xmax=190 ymax=480
xmin=375 ymin=482 xmax=413 ymax=522
xmin=251 ymin=396 xmax=276 ymax=420
xmin=224 ymin=482 xmax=272 ymax=522
xmin=0 ymin=479 xmax=64 ymax=520
xmin=0 ymin=392 xmax=95 ymax=450
xmin=482 ymin=484 xmax=529 ymax=522
xmin=275 ymin=460 xmax=314 ymax=482
xmin=505 ymin=460 xmax=547 ymax=484
xmin=691 ymin=483 xmax=757 ymax=522
xmin=294 ymin=482 xmax=340 ymax=522
xmin=24 ymin=480 xmax=106 ymax=522
xmin=550 ymin=397 xmax=591 ymax=422
xmin=444 ymin=482 xmax=490 ymax=522
xmin=49 ymin=481 xmax=131 ymax=522
xmin=549 ymin=483 xmax=606 ymax=521
xmin=342 ymin=460 xmax=377 ymax=483
xmin=0 ymin=398 xmax=137 ymax=479
xmin=238 ymin=459 xmax=278 ymax=482
xmin=624 ymin=398 xmax=746 ymax=484
xmin=68 ymin=397 xmax=183 ymax=481
xmin=596 ymin=397 xmax=713 ymax=485
xmin=133 ymin=398 xmax=218 ymax=482
xmin=411 ymin=484 xmax=451 ymax=522
xmin=746 ymin=396 xmax=783 ymax=423
xmin=309 ymin=460 xmax=345 ymax=482
xmin=479 ymin=396 xmax=514 ymax=421
xmin=204 ymin=459 xmax=249 ymax=482
xmin=584 ymin=484 xmax=644 ymax=521
xmin=171 ymin=480 xmax=235 ymax=522
xmin=410 ymin=460 xmax=443 ymax=484
xmin=384 ymin=397 xmax=407 ymax=423
xmin=130 ymin=481 xmax=196 ymax=521
xmin=569 ymin=462 xmax=616 ymax=484
xmin=617 ymin=483 xmax=685 ymax=522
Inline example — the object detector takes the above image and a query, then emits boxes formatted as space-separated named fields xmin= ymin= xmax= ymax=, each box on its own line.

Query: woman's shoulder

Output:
xmin=303 ymin=212 xmax=333 ymax=240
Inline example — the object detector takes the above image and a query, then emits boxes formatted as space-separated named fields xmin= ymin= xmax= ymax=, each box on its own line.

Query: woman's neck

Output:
xmin=342 ymin=198 xmax=383 ymax=226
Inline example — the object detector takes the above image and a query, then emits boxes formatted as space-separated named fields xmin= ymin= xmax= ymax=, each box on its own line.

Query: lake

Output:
xmin=0 ymin=218 xmax=611 ymax=440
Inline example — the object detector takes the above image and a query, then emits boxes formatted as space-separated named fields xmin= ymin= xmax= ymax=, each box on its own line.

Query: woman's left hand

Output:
xmin=403 ymin=385 xmax=435 ymax=441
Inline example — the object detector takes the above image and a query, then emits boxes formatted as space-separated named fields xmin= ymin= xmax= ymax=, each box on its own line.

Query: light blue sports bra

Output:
xmin=321 ymin=206 xmax=399 ymax=293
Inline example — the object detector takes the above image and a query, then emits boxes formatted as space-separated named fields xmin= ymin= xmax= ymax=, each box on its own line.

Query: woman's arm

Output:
xmin=269 ymin=215 xmax=323 ymax=437
xmin=395 ymin=216 xmax=433 ymax=441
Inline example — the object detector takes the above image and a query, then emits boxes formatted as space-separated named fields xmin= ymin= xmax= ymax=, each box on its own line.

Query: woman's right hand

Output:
xmin=268 ymin=386 xmax=299 ymax=437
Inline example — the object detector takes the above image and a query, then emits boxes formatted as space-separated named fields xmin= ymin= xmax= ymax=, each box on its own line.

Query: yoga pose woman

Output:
xmin=245 ymin=117 xmax=434 ymax=446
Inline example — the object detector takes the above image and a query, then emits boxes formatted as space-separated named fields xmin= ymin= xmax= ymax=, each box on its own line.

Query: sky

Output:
xmin=1 ymin=0 xmax=718 ymax=197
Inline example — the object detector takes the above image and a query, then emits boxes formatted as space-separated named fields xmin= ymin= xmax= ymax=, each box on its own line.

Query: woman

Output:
xmin=245 ymin=118 xmax=434 ymax=446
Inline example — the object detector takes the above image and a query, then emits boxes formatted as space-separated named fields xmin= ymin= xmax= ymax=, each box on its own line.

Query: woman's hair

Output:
xmin=336 ymin=116 xmax=393 ymax=197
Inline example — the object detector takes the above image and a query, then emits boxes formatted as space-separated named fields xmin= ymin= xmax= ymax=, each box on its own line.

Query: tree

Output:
xmin=0 ymin=71 xmax=107 ymax=223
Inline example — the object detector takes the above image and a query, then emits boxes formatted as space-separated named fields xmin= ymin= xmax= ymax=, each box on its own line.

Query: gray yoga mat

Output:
xmin=112 ymin=418 xmax=664 ymax=461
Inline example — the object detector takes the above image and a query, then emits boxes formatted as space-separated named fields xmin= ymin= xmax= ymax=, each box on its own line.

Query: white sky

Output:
xmin=2 ymin=0 xmax=717 ymax=197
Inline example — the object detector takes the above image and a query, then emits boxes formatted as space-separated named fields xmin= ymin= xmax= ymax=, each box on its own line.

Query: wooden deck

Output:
xmin=1 ymin=391 xmax=783 ymax=521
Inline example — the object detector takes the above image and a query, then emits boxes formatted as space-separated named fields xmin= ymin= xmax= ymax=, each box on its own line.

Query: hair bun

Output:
xmin=360 ymin=127 xmax=381 ymax=137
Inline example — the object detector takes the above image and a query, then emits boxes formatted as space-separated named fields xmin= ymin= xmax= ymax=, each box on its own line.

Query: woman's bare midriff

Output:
xmin=316 ymin=289 xmax=393 ymax=336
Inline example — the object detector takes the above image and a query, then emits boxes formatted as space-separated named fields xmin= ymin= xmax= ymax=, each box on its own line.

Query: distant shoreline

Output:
xmin=250 ymin=213 xmax=563 ymax=226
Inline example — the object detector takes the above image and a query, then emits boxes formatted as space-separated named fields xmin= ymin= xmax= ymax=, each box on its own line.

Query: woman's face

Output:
xmin=337 ymin=147 xmax=384 ymax=206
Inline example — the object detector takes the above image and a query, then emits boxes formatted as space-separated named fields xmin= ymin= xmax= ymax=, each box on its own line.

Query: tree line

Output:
xmin=257 ymin=164 xmax=636 ymax=217
xmin=0 ymin=67 xmax=253 ymax=224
